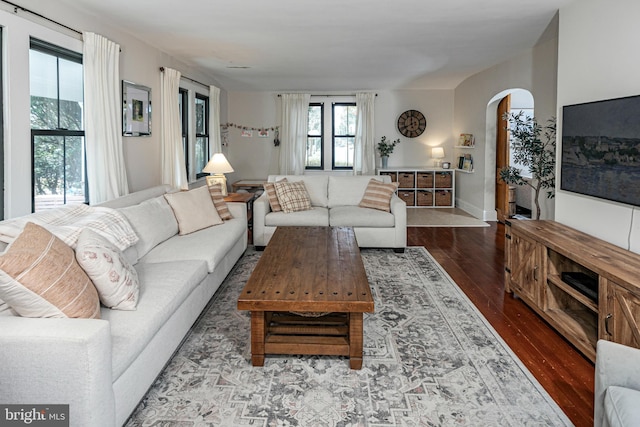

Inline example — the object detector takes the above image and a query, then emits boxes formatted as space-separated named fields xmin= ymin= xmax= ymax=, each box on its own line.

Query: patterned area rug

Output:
xmin=126 ymin=247 xmax=572 ymax=426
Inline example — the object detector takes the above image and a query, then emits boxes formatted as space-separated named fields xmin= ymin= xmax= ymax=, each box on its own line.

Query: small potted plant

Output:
xmin=378 ymin=136 xmax=400 ymax=168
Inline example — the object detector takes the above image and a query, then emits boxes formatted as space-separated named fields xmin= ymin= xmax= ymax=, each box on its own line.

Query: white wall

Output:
xmin=453 ymin=17 xmax=558 ymax=221
xmin=556 ymin=0 xmax=640 ymax=252
xmin=225 ymin=89 xmax=455 ymax=184
xmin=1 ymin=1 xmax=226 ymax=217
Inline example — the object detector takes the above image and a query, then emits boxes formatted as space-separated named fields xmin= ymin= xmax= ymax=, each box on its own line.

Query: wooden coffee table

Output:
xmin=237 ymin=226 xmax=374 ymax=369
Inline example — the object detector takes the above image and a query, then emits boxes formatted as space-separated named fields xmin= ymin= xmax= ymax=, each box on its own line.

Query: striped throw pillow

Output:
xmin=0 ymin=222 xmax=100 ymax=319
xmin=263 ymin=178 xmax=288 ymax=212
xmin=274 ymin=181 xmax=312 ymax=213
xmin=358 ymin=179 xmax=399 ymax=212
xmin=207 ymin=183 xmax=233 ymax=220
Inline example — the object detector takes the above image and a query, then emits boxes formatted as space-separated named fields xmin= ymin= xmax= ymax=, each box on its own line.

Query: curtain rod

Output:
xmin=159 ymin=67 xmax=209 ymax=89
xmin=277 ymin=93 xmax=377 ymax=97
xmin=2 ymin=0 xmax=82 ymax=36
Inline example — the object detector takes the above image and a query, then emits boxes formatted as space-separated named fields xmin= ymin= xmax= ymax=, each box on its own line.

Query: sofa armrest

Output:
xmin=0 ymin=317 xmax=115 ymax=427
xmin=253 ymin=192 xmax=271 ymax=246
xmin=595 ymin=339 xmax=640 ymax=427
xmin=226 ymin=201 xmax=248 ymax=222
xmin=390 ymin=194 xmax=407 ymax=247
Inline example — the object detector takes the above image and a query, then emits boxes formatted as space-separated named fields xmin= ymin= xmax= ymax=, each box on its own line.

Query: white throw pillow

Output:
xmin=164 ymin=186 xmax=223 ymax=235
xmin=76 ymin=228 xmax=140 ymax=310
xmin=119 ymin=196 xmax=179 ymax=258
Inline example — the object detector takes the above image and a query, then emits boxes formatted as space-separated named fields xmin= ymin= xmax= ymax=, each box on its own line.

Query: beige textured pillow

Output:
xmin=207 ymin=183 xmax=233 ymax=220
xmin=0 ymin=222 xmax=100 ymax=319
xmin=263 ymin=178 xmax=287 ymax=212
xmin=76 ymin=229 xmax=139 ymax=310
xmin=164 ymin=186 xmax=223 ymax=235
xmin=359 ymin=179 xmax=399 ymax=212
xmin=274 ymin=181 xmax=312 ymax=213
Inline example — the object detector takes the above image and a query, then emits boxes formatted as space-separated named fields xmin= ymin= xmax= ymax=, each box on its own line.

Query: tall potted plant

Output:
xmin=378 ymin=136 xmax=400 ymax=168
xmin=499 ymin=111 xmax=556 ymax=220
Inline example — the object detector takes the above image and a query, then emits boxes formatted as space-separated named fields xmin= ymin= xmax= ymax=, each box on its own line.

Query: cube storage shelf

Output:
xmin=378 ymin=168 xmax=455 ymax=208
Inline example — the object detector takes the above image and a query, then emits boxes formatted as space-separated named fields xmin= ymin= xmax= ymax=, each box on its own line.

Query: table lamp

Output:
xmin=203 ymin=153 xmax=234 ymax=196
xmin=432 ymin=147 xmax=445 ymax=167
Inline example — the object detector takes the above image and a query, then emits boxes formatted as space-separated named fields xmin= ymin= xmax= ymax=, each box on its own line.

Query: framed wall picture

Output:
xmin=122 ymin=81 xmax=151 ymax=136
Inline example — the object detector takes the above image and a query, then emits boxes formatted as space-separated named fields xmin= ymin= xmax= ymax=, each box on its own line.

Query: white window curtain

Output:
xmin=279 ymin=93 xmax=311 ymax=175
xmin=209 ymin=85 xmax=222 ymax=154
xmin=353 ymin=92 xmax=376 ymax=175
xmin=160 ymin=67 xmax=188 ymax=190
xmin=82 ymin=32 xmax=129 ymax=204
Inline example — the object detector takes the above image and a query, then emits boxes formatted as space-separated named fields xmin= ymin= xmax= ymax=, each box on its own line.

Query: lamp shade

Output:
xmin=432 ymin=147 xmax=445 ymax=159
xmin=202 ymin=153 xmax=234 ymax=174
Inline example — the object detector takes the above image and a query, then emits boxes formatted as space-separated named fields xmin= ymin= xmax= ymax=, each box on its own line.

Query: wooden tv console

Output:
xmin=505 ymin=219 xmax=640 ymax=362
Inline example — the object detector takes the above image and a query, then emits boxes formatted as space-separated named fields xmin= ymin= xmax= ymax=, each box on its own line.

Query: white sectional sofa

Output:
xmin=0 ymin=185 xmax=248 ymax=427
xmin=253 ymin=175 xmax=406 ymax=251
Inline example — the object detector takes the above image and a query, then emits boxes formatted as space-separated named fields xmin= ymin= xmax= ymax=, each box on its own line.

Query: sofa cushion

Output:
xmin=359 ymin=178 xmax=399 ymax=212
xmin=140 ymin=217 xmax=246 ymax=273
xmin=76 ymin=229 xmax=139 ymax=311
xmin=164 ymin=186 xmax=223 ymax=235
xmin=102 ymin=260 xmax=208 ymax=380
xmin=263 ymin=178 xmax=287 ymax=212
xmin=119 ymin=196 xmax=178 ymax=259
xmin=330 ymin=206 xmax=395 ymax=227
xmin=328 ymin=175 xmax=389 ymax=208
xmin=605 ymin=386 xmax=640 ymax=427
xmin=0 ymin=222 xmax=100 ymax=319
xmin=275 ymin=181 xmax=312 ymax=213
xmin=207 ymin=183 xmax=233 ymax=220
xmin=269 ymin=175 xmax=329 ymax=207
xmin=265 ymin=207 xmax=330 ymax=227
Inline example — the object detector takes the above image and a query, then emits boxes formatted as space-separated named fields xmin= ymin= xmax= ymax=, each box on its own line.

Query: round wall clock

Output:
xmin=397 ymin=110 xmax=427 ymax=138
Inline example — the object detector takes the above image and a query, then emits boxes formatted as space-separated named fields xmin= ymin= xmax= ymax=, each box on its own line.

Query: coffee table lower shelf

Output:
xmin=250 ymin=311 xmax=364 ymax=369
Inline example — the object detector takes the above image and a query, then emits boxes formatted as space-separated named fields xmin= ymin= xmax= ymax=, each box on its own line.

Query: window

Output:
xmin=306 ymin=103 xmax=323 ymax=169
xmin=305 ymin=100 xmax=356 ymax=170
xmin=332 ymin=103 xmax=356 ymax=169
xmin=29 ymin=38 xmax=85 ymax=212
xmin=179 ymin=88 xmax=189 ymax=175
xmin=194 ymin=93 xmax=209 ymax=178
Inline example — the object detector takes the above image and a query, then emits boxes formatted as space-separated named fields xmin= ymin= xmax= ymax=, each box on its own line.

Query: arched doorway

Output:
xmin=485 ymin=89 xmax=534 ymax=223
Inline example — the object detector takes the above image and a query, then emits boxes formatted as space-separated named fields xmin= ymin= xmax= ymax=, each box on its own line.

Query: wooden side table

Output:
xmin=231 ymin=180 xmax=265 ymax=193
xmin=224 ymin=192 xmax=258 ymax=244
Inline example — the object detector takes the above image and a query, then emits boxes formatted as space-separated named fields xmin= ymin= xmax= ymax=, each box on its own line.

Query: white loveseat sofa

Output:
xmin=595 ymin=339 xmax=640 ymax=427
xmin=0 ymin=185 xmax=248 ymax=427
xmin=253 ymin=175 xmax=406 ymax=251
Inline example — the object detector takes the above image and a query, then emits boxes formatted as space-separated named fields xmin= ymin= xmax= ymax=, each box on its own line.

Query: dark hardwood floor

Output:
xmin=407 ymin=223 xmax=594 ymax=427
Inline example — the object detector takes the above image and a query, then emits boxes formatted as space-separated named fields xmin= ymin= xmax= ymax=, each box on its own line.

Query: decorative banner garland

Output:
xmin=221 ymin=122 xmax=279 ymax=133
xmin=221 ymin=123 xmax=280 ymax=146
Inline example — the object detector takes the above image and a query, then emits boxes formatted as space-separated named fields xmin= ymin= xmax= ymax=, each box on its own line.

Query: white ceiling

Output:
xmin=58 ymin=0 xmax=574 ymax=92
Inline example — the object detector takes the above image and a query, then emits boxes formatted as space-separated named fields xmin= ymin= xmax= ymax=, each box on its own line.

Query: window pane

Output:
xmin=195 ymin=97 xmax=206 ymax=135
xmin=29 ymin=50 xmax=58 ymax=130
xmin=33 ymin=135 xmax=85 ymax=212
xmin=58 ymin=58 xmax=83 ymax=130
xmin=195 ymin=136 xmax=208 ymax=173
xmin=308 ymin=105 xmax=322 ymax=136
xmin=334 ymin=104 xmax=356 ymax=136
xmin=306 ymin=137 xmax=322 ymax=167
xmin=334 ymin=137 xmax=354 ymax=167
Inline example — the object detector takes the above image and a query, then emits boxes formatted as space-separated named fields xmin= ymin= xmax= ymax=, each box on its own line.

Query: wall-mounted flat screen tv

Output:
xmin=561 ymin=95 xmax=640 ymax=207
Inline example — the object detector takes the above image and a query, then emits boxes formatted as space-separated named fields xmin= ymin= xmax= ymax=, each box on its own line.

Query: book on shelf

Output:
xmin=458 ymin=133 xmax=475 ymax=147
xmin=462 ymin=153 xmax=473 ymax=171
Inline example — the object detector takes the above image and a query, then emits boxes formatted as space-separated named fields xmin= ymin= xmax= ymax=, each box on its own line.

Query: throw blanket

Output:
xmin=0 ymin=204 xmax=139 ymax=251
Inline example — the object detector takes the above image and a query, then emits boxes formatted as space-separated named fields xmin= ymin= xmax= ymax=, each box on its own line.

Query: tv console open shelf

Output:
xmin=505 ymin=219 xmax=640 ymax=362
